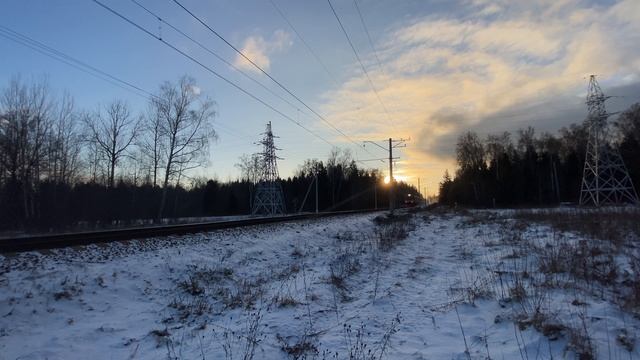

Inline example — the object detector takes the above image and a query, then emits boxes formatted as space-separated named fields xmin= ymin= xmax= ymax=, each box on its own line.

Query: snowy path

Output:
xmin=1 ymin=210 xmax=638 ymax=359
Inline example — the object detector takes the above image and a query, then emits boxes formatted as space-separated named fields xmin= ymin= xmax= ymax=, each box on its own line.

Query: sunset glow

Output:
xmin=384 ymin=175 xmax=409 ymax=184
xmin=2 ymin=1 xmax=640 ymax=358
xmin=1 ymin=0 xmax=638 ymax=194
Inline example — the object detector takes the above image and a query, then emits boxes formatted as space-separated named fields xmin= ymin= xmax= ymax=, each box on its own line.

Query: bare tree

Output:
xmin=235 ymin=153 xmax=261 ymax=209
xmin=139 ymin=103 xmax=165 ymax=187
xmin=235 ymin=153 xmax=261 ymax=183
xmin=84 ymin=100 xmax=140 ymax=188
xmin=0 ymin=76 xmax=53 ymax=220
xmin=47 ymin=93 xmax=82 ymax=184
xmin=615 ymin=103 xmax=640 ymax=144
xmin=296 ymin=158 xmax=323 ymax=178
xmin=516 ymin=126 xmax=536 ymax=156
xmin=83 ymin=131 xmax=105 ymax=184
xmin=485 ymin=131 xmax=513 ymax=180
xmin=152 ymin=76 xmax=216 ymax=219
xmin=558 ymin=123 xmax=588 ymax=162
xmin=456 ymin=131 xmax=485 ymax=202
xmin=456 ymin=131 xmax=485 ymax=174
xmin=0 ymin=114 xmax=10 ymax=186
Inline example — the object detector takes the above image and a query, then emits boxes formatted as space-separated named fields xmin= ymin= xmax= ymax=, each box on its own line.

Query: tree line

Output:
xmin=438 ymin=103 xmax=640 ymax=207
xmin=0 ymin=75 xmax=416 ymax=232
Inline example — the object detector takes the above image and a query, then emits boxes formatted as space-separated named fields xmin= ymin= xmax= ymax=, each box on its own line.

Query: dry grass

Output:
xmin=276 ymin=334 xmax=318 ymax=359
xmin=372 ymin=212 xmax=414 ymax=252
xmin=482 ymin=207 xmax=640 ymax=358
xmin=512 ymin=207 xmax=640 ymax=246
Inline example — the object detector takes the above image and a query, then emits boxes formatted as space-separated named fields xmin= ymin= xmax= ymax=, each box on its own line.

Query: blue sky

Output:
xmin=2 ymin=0 xmax=640 ymax=195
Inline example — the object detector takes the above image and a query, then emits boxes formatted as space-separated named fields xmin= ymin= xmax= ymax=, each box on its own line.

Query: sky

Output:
xmin=1 ymin=0 xmax=640 ymax=196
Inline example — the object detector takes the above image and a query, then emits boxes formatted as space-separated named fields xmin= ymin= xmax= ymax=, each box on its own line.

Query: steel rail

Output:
xmin=0 ymin=209 xmax=381 ymax=253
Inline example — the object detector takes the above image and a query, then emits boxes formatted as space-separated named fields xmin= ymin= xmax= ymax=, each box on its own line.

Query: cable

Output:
xmin=0 ymin=25 xmax=153 ymax=100
xmin=326 ymin=0 xmax=396 ymax=131
xmin=92 ymin=0 xmax=334 ymax=147
xmin=352 ymin=0 xmax=389 ymax=87
xmin=270 ymin=0 xmax=390 ymax=163
xmin=170 ymin=0 xmax=376 ymax=156
xmin=0 ymin=24 xmax=256 ymax=144
xmin=129 ymin=0 xmax=305 ymax=115
xmin=268 ymin=0 xmax=340 ymax=88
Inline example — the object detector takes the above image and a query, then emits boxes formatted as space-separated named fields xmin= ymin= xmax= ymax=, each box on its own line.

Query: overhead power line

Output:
xmin=352 ymin=0 xmax=390 ymax=86
xmin=129 ymin=0 xmax=304 ymax=114
xmin=326 ymin=0 xmax=396 ymax=131
xmin=1 ymin=8 xmax=380 ymax=170
xmin=170 ymin=0 xmax=376 ymax=156
xmin=0 ymin=24 xmax=254 ymax=142
xmin=92 ymin=0 xmax=334 ymax=147
xmin=268 ymin=0 xmax=340 ymax=88
xmin=0 ymin=25 xmax=153 ymax=100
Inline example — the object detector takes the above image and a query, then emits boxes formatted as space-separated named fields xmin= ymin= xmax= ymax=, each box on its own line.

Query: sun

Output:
xmin=384 ymin=175 xmax=408 ymax=184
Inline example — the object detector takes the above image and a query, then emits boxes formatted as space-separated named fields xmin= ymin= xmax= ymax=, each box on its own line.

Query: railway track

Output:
xmin=0 ymin=209 xmax=382 ymax=253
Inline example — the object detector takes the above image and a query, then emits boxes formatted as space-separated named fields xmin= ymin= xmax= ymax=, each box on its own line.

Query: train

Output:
xmin=402 ymin=193 xmax=418 ymax=208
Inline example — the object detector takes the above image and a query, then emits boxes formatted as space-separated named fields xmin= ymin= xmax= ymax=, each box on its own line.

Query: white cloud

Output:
xmin=234 ymin=30 xmax=293 ymax=72
xmin=190 ymin=85 xmax=201 ymax=95
xmin=469 ymin=21 xmax=563 ymax=59
xmin=318 ymin=0 xmax=640 ymax=190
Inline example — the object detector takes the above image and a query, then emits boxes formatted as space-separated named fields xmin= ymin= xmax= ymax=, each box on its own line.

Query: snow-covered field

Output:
xmin=1 ymin=209 xmax=639 ymax=359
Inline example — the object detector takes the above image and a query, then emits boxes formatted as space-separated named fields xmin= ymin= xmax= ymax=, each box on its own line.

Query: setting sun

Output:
xmin=384 ymin=175 xmax=408 ymax=184
xmin=3 ymin=0 xmax=640 ymax=358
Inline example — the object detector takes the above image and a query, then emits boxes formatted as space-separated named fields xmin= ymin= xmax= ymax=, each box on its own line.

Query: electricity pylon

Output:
xmin=579 ymin=75 xmax=639 ymax=206
xmin=252 ymin=122 xmax=286 ymax=215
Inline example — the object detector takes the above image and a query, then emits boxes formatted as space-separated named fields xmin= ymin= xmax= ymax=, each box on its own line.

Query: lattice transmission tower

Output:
xmin=252 ymin=122 xmax=286 ymax=215
xmin=579 ymin=75 xmax=639 ymax=206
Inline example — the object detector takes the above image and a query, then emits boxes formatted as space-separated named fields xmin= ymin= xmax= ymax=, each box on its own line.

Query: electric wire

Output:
xmin=0 ymin=25 xmax=257 ymax=142
xmin=0 ymin=21 xmax=376 ymax=168
xmin=92 ymin=0 xmax=334 ymax=147
xmin=269 ymin=0 xmax=387 ymax=165
xmin=268 ymin=0 xmax=340 ymax=88
xmin=129 ymin=0 xmax=305 ymax=115
xmin=352 ymin=0 xmax=390 ymax=89
xmin=0 ymin=25 xmax=153 ymax=100
xmin=326 ymin=0 xmax=396 ymax=131
xmin=170 ymin=0 xmax=376 ymax=156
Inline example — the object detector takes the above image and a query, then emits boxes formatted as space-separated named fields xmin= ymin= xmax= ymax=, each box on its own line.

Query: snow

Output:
xmin=1 ymin=209 xmax=639 ymax=359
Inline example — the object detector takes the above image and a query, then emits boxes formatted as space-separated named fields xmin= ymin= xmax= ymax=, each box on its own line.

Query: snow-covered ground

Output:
xmin=1 ymin=209 xmax=639 ymax=359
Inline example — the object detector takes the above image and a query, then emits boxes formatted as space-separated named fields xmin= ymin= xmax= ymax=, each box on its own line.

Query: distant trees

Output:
xmin=327 ymin=147 xmax=355 ymax=206
xmin=0 ymin=77 xmax=87 ymax=226
xmin=484 ymin=131 xmax=513 ymax=181
xmin=616 ymin=104 xmax=640 ymax=190
xmin=439 ymin=103 xmax=640 ymax=207
xmin=615 ymin=103 xmax=640 ymax=143
xmin=290 ymin=149 xmax=420 ymax=213
xmin=235 ymin=153 xmax=261 ymax=209
xmin=0 ymin=74 xmax=220 ymax=230
xmin=0 ymin=74 xmax=416 ymax=232
xmin=456 ymin=131 xmax=485 ymax=174
xmin=235 ymin=153 xmax=261 ymax=183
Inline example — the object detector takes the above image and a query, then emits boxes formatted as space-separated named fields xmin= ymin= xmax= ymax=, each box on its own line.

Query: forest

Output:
xmin=0 ymin=75 xmax=416 ymax=232
xmin=438 ymin=102 xmax=640 ymax=207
